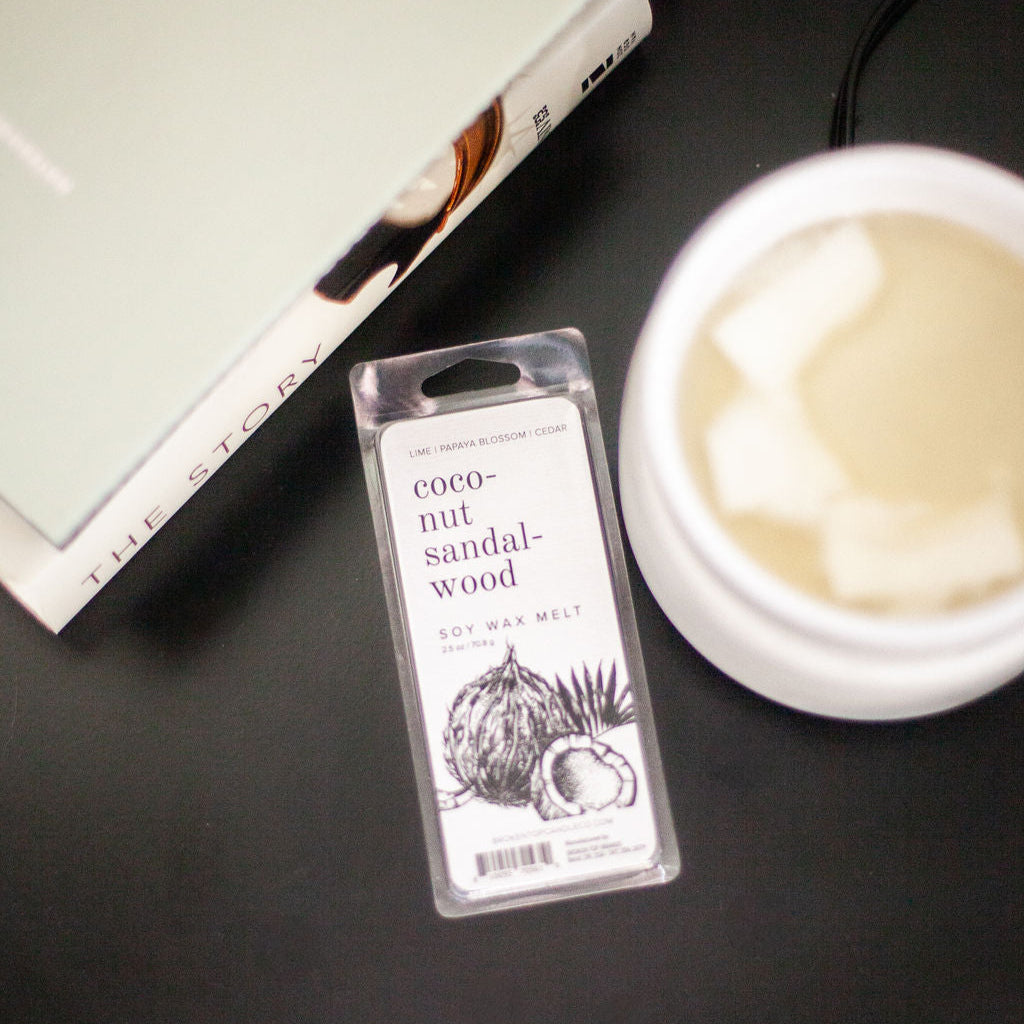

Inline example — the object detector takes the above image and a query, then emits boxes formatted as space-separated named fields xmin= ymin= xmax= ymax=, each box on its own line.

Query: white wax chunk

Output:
xmin=712 ymin=220 xmax=884 ymax=390
xmin=822 ymin=492 xmax=1024 ymax=609
xmin=705 ymin=390 xmax=848 ymax=524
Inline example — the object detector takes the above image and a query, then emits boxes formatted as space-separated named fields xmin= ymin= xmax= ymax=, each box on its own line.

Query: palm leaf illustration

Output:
xmin=553 ymin=662 xmax=635 ymax=736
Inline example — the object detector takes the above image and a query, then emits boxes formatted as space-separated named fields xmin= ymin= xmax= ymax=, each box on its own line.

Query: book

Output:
xmin=0 ymin=0 xmax=653 ymax=632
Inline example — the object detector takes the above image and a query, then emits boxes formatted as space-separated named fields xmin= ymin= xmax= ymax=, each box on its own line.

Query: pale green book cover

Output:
xmin=0 ymin=0 xmax=589 ymax=546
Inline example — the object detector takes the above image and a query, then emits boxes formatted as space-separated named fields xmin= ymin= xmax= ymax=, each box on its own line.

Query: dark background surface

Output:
xmin=3 ymin=2 xmax=1023 ymax=1021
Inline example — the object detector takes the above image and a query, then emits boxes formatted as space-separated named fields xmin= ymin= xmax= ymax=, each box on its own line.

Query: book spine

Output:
xmin=2 ymin=0 xmax=653 ymax=632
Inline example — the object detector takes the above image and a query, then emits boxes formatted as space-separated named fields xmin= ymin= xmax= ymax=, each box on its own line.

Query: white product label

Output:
xmin=378 ymin=395 xmax=659 ymax=902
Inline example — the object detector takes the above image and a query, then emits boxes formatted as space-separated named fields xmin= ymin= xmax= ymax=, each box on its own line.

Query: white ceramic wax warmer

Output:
xmin=620 ymin=145 xmax=1024 ymax=720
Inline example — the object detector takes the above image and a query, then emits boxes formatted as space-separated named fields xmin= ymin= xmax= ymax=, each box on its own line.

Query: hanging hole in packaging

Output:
xmin=420 ymin=357 xmax=522 ymax=398
xmin=350 ymin=328 xmax=680 ymax=916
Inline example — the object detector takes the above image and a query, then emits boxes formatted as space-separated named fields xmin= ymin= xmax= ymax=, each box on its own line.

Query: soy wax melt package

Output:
xmin=350 ymin=329 xmax=679 ymax=916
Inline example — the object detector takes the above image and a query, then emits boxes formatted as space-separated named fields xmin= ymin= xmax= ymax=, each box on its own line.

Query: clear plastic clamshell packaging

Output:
xmin=350 ymin=329 xmax=679 ymax=916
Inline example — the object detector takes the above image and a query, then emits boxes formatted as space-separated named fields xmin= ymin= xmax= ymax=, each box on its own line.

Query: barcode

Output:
xmin=475 ymin=841 xmax=554 ymax=877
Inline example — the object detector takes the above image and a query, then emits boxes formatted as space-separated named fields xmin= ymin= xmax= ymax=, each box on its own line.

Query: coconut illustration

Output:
xmin=439 ymin=648 xmax=639 ymax=820
xmin=442 ymin=645 xmax=571 ymax=807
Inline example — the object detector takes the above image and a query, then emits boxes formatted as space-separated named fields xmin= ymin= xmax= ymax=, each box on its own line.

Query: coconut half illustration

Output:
xmin=531 ymin=733 xmax=637 ymax=820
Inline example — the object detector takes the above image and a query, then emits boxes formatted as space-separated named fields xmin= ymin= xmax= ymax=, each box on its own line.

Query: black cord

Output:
xmin=830 ymin=0 xmax=921 ymax=148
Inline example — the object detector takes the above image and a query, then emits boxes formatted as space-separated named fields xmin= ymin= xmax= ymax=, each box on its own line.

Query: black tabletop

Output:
xmin=4 ymin=3 xmax=1023 ymax=1022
